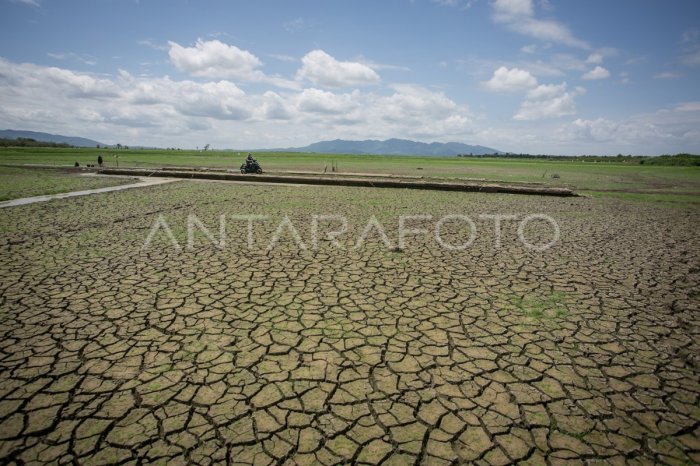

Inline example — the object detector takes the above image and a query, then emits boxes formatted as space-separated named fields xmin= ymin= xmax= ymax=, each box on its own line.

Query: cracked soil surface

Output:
xmin=0 ymin=180 xmax=698 ymax=465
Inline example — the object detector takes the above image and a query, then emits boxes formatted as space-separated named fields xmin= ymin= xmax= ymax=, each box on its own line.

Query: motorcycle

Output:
xmin=240 ymin=159 xmax=263 ymax=174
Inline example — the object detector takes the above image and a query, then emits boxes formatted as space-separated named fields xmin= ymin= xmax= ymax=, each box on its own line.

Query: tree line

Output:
xmin=456 ymin=153 xmax=700 ymax=166
xmin=0 ymin=137 xmax=72 ymax=148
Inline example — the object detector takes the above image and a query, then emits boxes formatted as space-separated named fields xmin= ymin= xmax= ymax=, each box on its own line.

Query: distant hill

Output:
xmin=282 ymin=138 xmax=502 ymax=156
xmin=0 ymin=130 xmax=106 ymax=148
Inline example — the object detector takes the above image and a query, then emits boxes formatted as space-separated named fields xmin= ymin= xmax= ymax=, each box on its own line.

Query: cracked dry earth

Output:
xmin=0 ymin=180 xmax=699 ymax=465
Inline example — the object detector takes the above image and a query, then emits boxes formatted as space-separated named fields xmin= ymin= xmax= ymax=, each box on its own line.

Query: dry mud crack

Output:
xmin=0 ymin=181 xmax=698 ymax=465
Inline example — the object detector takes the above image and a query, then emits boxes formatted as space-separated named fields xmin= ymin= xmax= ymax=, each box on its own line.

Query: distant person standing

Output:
xmin=97 ymin=155 xmax=103 ymax=167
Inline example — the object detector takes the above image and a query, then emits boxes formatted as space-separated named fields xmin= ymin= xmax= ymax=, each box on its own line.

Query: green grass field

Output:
xmin=1 ymin=147 xmax=699 ymax=202
xmin=0 ymin=166 xmax=137 ymax=201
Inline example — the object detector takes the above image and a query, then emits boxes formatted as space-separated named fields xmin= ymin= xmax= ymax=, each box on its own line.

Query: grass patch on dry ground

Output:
xmin=583 ymin=189 xmax=700 ymax=206
xmin=0 ymin=166 xmax=137 ymax=201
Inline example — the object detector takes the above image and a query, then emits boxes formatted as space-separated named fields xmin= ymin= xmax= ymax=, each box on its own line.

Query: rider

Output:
xmin=245 ymin=153 xmax=255 ymax=168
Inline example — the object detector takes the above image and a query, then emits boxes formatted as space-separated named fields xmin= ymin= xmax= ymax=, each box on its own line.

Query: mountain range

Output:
xmin=0 ymin=130 xmax=106 ymax=148
xmin=281 ymin=138 xmax=501 ymax=156
xmin=1 ymin=130 xmax=502 ymax=156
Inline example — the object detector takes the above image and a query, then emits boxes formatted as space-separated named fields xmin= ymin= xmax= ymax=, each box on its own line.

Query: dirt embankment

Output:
xmin=97 ymin=167 xmax=578 ymax=197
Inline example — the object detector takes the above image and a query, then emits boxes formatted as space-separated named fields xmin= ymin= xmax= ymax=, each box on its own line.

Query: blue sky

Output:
xmin=1 ymin=0 xmax=699 ymax=154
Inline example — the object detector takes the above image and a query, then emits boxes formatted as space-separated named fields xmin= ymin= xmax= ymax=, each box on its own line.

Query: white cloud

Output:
xmin=2 ymin=56 xmax=697 ymax=154
xmin=138 ymin=39 xmax=169 ymax=51
xmin=270 ymin=54 xmax=296 ymax=63
xmin=492 ymin=0 xmax=534 ymax=19
xmin=296 ymin=50 xmax=380 ymax=88
xmin=557 ymin=103 xmax=700 ymax=153
xmin=168 ymin=39 xmax=263 ymax=80
xmin=168 ymin=39 xmax=299 ymax=89
xmin=14 ymin=0 xmax=40 ymax=6
xmin=514 ymin=82 xmax=578 ymax=120
xmin=297 ymin=88 xmax=360 ymax=115
xmin=483 ymin=66 xmax=538 ymax=91
xmin=585 ymin=53 xmax=603 ymax=64
xmin=47 ymin=51 xmax=97 ymax=66
xmin=491 ymin=0 xmax=589 ymax=49
xmin=283 ymin=17 xmax=305 ymax=33
xmin=433 ymin=0 xmax=477 ymax=7
xmin=0 ymin=57 xmax=473 ymax=148
xmin=380 ymin=84 xmax=461 ymax=120
xmin=174 ymin=81 xmax=252 ymax=120
xmin=561 ymin=117 xmax=619 ymax=142
xmin=675 ymin=101 xmax=700 ymax=112
xmin=1 ymin=60 xmax=119 ymax=99
xmin=525 ymin=82 xmax=566 ymax=100
xmin=355 ymin=56 xmax=411 ymax=72
xmin=654 ymin=71 xmax=682 ymax=79
xmin=581 ymin=66 xmax=610 ymax=80
xmin=259 ymin=91 xmax=295 ymax=120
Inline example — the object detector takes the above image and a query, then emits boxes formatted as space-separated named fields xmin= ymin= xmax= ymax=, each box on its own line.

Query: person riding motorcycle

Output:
xmin=246 ymin=153 xmax=257 ymax=169
xmin=241 ymin=153 xmax=263 ymax=173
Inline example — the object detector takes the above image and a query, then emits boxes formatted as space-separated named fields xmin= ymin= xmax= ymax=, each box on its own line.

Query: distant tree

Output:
xmin=116 ymin=143 xmax=122 ymax=150
xmin=204 ymin=143 xmax=210 ymax=151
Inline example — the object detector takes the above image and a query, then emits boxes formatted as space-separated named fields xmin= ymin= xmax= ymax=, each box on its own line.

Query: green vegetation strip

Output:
xmin=2 ymin=147 xmax=699 ymax=193
xmin=97 ymin=167 xmax=578 ymax=196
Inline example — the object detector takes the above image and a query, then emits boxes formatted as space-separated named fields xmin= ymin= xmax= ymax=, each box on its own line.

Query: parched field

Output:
xmin=0 ymin=172 xmax=699 ymax=464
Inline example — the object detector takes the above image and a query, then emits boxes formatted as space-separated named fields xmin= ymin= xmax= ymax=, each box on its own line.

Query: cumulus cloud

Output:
xmin=585 ymin=53 xmax=603 ymax=64
xmin=0 ymin=57 xmax=473 ymax=148
xmin=168 ymin=39 xmax=264 ymax=80
xmin=381 ymin=84 xmax=460 ymax=119
xmin=0 ymin=59 xmax=119 ymax=99
xmin=581 ymin=66 xmax=610 ymax=80
xmin=297 ymin=88 xmax=360 ymax=115
xmin=491 ymin=0 xmax=589 ymax=49
xmin=296 ymin=50 xmax=380 ymax=88
xmin=675 ymin=101 xmax=700 ymax=112
xmin=174 ymin=81 xmax=252 ymax=120
xmin=557 ymin=103 xmax=700 ymax=153
xmin=168 ymin=39 xmax=298 ymax=89
xmin=260 ymin=91 xmax=295 ymax=120
xmin=483 ymin=66 xmax=538 ymax=91
xmin=514 ymin=82 xmax=580 ymax=120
